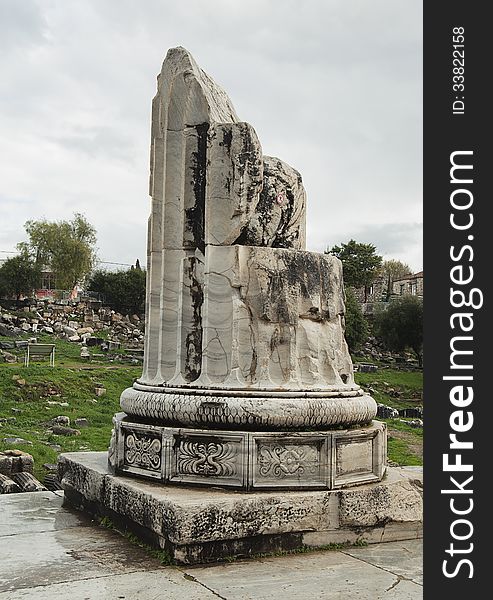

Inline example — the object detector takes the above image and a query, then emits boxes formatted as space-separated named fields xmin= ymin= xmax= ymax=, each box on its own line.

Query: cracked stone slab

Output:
xmin=338 ymin=466 xmax=423 ymax=527
xmin=0 ymin=570 xmax=218 ymax=600
xmin=0 ymin=526 xmax=164 ymax=594
xmin=184 ymin=547 xmax=422 ymax=600
xmin=343 ymin=538 xmax=423 ymax=585
xmin=384 ymin=578 xmax=423 ymax=599
xmin=0 ymin=491 xmax=422 ymax=599
xmin=0 ymin=491 xmax=92 ymax=537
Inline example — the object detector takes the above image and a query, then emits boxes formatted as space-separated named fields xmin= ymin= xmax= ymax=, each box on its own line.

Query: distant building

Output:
xmin=352 ymin=277 xmax=387 ymax=304
xmin=353 ymin=271 xmax=423 ymax=316
xmin=391 ymin=271 xmax=423 ymax=298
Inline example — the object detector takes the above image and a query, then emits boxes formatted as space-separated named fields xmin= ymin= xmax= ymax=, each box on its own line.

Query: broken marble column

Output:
xmin=110 ymin=47 xmax=384 ymax=490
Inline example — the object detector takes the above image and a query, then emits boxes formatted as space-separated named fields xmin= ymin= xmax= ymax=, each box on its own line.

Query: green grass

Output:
xmin=0 ymin=357 xmax=140 ymax=480
xmin=1 ymin=332 xmax=136 ymax=366
xmin=387 ymin=436 xmax=423 ymax=466
xmin=354 ymin=368 xmax=423 ymax=465
xmin=354 ymin=369 xmax=423 ymax=410
xmin=386 ymin=418 xmax=423 ymax=437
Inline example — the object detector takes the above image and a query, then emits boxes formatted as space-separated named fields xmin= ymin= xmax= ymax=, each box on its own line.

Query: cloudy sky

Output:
xmin=0 ymin=0 xmax=422 ymax=272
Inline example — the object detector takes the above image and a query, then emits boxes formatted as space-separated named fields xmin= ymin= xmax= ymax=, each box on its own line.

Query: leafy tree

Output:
xmin=380 ymin=259 xmax=412 ymax=301
xmin=19 ymin=213 xmax=97 ymax=290
xmin=0 ymin=252 xmax=42 ymax=300
xmin=374 ymin=296 xmax=423 ymax=366
xmin=344 ymin=287 xmax=369 ymax=353
xmin=326 ymin=240 xmax=382 ymax=301
xmin=87 ymin=267 xmax=146 ymax=315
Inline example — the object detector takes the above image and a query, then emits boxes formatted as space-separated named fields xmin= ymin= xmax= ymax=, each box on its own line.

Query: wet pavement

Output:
xmin=0 ymin=491 xmax=422 ymax=599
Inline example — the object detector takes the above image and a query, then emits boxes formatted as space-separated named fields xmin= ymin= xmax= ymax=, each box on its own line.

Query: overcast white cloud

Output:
xmin=0 ymin=0 xmax=422 ymax=271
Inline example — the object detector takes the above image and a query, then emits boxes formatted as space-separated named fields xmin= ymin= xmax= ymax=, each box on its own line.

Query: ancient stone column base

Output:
xmin=120 ymin=384 xmax=377 ymax=430
xmin=58 ymin=452 xmax=422 ymax=565
xmin=107 ymin=413 xmax=386 ymax=491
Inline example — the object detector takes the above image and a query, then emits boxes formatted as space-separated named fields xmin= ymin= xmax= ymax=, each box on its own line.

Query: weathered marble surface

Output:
xmin=111 ymin=48 xmax=384 ymax=502
xmin=59 ymin=452 xmax=422 ymax=564
xmin=108 ymin=414 xmax=386 ymax=489
xmin=120 ymin=386 xmax=376 ymax=429
xmin=235 ymin=156 xmax=306 ymax=249
xmin=138 ymin=47 xmax=357 ymax=409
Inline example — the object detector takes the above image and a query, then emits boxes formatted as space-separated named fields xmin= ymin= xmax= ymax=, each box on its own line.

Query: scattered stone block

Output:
xmin=0 ymin=324 xmax=15 ymax=337
xmin=77 ymin=327 xmax=94 ymax=335
xmin=75 ymin=418 xmax=89 ymax=428
xmin=0 ymin=417 xmax=16 ymax=424
xmin=10 ymin=472 xmax=47 ymax=492
xmin=0 ymin=473 xmax=21 ymax=494
xmin=0 ymin=450 xmax=34 ymax=476
xmin=376 ymin=404 xmax=399 ymax=419
xmin=42 ymin=463 xmax=58 ymax=472
xmin=2 ymin=437 xmax=33 ymax=446
xmin=43 ymin=473 xmax=63 ymax=491
xmin=51 ymin=425 xmax=81 ymax=436
xmin=399 ymin=407 xmax=423 ymax=419
xmin=94 ymin=387 xmax=106 ymax=397
xmin=46 ymin=415 xmax=71 ymax=427
xmin=1 ymin=350 xmax=17 ymax=363
xmin=356 ymin=363 xmax=379 ymax=373
xmin=86 ymin=337 xmax=104 ymax=347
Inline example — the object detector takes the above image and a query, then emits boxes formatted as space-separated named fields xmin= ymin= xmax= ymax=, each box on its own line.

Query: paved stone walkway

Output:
xmin=0 ymin=491 xmax=422 ymax=599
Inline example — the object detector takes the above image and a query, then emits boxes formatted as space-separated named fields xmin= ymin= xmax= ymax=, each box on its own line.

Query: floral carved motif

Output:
xmin=124 ymin=432 xmax=162 ymax=471
xmin=177 ymin=440 xmax=237 ymax=477
xmin=258 ymin=444 xmax=319 ymax=478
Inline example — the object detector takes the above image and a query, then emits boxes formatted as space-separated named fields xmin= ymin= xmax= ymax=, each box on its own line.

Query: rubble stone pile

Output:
xmin=0 ymin=450 xmax=47 ymax=494
xmin=0 ymin=300 xmax=145 ymax=360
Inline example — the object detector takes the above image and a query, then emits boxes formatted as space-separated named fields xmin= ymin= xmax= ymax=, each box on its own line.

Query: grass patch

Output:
xmin=387 ymin=435 xmax=423 ymax=466
xmin=354 ymin=368 xmax=423 ymax=465
xmin=354 ymin=369 xmax=423 ymax=410
xmin=0 ymin=361 xmax=140 ymax=480
xmin=386 ymin=418 xmax=423 ymax=437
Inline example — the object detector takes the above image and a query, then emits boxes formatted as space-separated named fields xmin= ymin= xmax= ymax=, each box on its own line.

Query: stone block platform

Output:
xmin=59 ymin=452 xmax=422 ymax=565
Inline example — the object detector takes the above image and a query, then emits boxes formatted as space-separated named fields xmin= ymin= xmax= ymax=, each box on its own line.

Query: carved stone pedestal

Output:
xmin=109 ymin=413 xmax=386 ymax=491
